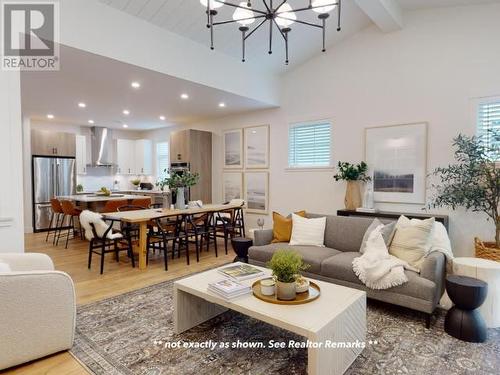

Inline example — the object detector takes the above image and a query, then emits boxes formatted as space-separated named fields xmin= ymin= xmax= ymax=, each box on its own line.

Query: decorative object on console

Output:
xmin=244 ymin=171 xmax=269 ymax=214
xmin=257 ymin=218 xmax=265 ymax=230
xmin=358 ymin=180 xmax=376 ymax=212
xmin=199 ymin=0 xmax=342 ymax=65
xmin=334 ymin=161 xmax=371 ymax=210
xmin=267 ymin=249 xmax=309 ymax=300
xmin=223 ymin=129 xmax=243 ymax=169
xmin=365 ymin=122 xmax=428 ymax=204
xmin=223 ymin=172 xmax=243 ymax=202
xmin=245 ymin=125 xmax=269 ymax=169
xmin=271 ymin=210 xmax=306 ymax=243
xmin=428 ymin=132 xmax=500 ymax=257
xmin=289 ymin=213 xmax=326 ymax=247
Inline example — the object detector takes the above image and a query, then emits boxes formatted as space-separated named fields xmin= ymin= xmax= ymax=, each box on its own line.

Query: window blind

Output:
xmin=288 ymin=121 xmax=332 ymax=168
xmin=477 ymin=101 xmax=500 ymax=159
xmin=156 ymin=142 xmax=169 ymax=178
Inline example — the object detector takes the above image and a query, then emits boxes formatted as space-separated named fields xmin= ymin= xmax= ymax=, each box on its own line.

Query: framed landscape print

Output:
xmin=223 ymin=129 xmax=243 ymax=169
xmin=365 ymin=122 xmax=428 ymax=204
xmin=244 ymin=171 xmax=269 ymax=214
xmin=222 ymin=172 xmax=243 ymax=203
xmin=244 ymin=125 xmax=269 ymax=169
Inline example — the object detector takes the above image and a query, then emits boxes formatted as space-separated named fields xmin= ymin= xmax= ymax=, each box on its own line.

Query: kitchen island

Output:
xmin=58 ymin=194 xmax=152 ymax=212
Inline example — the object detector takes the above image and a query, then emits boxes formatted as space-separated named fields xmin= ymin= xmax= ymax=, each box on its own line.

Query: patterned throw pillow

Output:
xmin=389 ymin=216 xmax=435 ymax=271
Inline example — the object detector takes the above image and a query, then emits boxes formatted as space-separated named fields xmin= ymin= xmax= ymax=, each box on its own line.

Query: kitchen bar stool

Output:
xmin=46 ymin=198 xmax=64 ymax=244
xmin=59 ymin=200 xmax=83 ymax=249
xmin=131 ymin=197 xmax=151 ymax=208
xmin=102 ymin=199 xmax=128 ymax=213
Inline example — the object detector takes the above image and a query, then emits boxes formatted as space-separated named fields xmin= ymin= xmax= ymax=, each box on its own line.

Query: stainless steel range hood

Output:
xmin=91 ymin=127 xmax=114 ymax=167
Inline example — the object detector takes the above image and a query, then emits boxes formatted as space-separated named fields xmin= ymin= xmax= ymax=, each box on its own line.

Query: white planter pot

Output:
xmin=276 ymin=281 xmax=296 ymax=301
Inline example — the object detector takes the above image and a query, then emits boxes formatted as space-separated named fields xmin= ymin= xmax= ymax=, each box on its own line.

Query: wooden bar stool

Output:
xmin=102 ymin=199 xmax=128 ymax=213
xmin=46 ymin=198 xmax=64 ymax=245
xmin=131 ymin=197 xmax=151 ymax=208
xmin=58 ymin=200 xmax=83 ymax=249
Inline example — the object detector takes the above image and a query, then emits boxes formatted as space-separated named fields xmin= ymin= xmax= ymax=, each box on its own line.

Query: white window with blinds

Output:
xmin=477 ymin=98 xmax=500 ymax=160
xmin=288 ymin=120 xmax=332 ymax=168
xmin=156 ymin=142 xmax=169 ymax=179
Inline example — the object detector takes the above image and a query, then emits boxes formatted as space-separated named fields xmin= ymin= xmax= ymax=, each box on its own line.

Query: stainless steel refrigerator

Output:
xmin=32 ymin=156 xmax=76 ymax=232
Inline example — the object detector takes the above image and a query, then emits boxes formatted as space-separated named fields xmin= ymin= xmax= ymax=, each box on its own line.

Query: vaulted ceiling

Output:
xmin=99 ymin=0 xmax=500 ymax=73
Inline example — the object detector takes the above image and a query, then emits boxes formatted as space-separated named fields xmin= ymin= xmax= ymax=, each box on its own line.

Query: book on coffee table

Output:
xmin=217 ymin=264 xmax=264 ymax=281
xmin=208 ymin=279 xmax=251 ymax=300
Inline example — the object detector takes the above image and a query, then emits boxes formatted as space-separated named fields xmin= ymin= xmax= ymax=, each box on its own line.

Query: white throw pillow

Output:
xmin=289 ymin=214 xmax=326 ymax=247
xmin=0 ymin=262 xmax=11 ymax=272
xmin=389 ymin=216 xmax=435 ymax=271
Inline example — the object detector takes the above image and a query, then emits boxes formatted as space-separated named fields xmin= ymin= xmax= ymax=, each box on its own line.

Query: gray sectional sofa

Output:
xmin=248 ymin=214 xmax=446 ymax=327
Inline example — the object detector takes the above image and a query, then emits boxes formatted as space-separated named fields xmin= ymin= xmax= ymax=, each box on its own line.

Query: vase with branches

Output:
xmin=156 ymin=170 xmax=200 ymax=209
xmin=334 ymin=161 xmax=371 ymax=210
xmin=429 ymin=131 xmax=500 ymax=254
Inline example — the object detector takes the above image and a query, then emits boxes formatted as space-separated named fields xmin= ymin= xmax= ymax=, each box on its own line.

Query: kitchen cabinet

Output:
xmin=135 ymin=139 xmax=153 ymax=175
xmin=169 ymin=129 xmax=212 ymax=203
xmin=31 ymin=129 xmax=76 ymax=157
xmin=75 ymin=135 xmax=88 ymax=174
xmin=116 ymin=139 xmax=153 ymax=175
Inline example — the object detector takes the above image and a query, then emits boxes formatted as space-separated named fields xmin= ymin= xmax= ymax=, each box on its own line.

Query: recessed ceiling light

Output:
xmin=219 ymin=102 xmax=226 ymax=108
xmin=78 ymin=102 xmax=86 ymax=108
xmin=123 ymin=124 xmax=129 ymax=128
xmin=88 ymin=120 xmax=95 ymax=124
xmin=47 ymin=114 xmax=54 ymax=119
xmin=159 ymin=115 xmax=166 ymax=121
xmin=180 ymin=93 xmax=189 ymax=100
xmin=131 ymin=81 xmax=141 ymax=89
xmin=122 ymin=109 xmax=130 ymax=115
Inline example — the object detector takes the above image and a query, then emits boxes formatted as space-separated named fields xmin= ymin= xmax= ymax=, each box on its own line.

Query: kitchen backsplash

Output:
xmin=77 ymin=167 xmax=155 ymax=192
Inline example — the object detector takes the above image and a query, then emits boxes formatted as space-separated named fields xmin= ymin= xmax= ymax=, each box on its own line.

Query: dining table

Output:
xmin=103 ymin=204 xmax=243 ymax=270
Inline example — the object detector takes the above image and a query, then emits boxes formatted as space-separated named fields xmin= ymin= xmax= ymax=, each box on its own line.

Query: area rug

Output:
xmin=71 ymin=279 xmax=500 ymax=375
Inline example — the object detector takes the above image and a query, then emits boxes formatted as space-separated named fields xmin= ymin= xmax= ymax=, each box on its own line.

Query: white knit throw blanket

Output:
xmin=352 ymin=224 xmax=415 ymax=290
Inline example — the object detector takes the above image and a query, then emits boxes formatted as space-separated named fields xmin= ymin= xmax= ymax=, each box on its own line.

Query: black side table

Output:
xmin=231 ymin=238 xmax=253 ymax=263
xmin=445 ymin=275 xmax=488 ymax=343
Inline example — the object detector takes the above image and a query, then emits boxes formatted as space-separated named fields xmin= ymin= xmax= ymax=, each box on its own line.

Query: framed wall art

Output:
xmin=244 ymin=125 xmax=269 ymax=169
xmin=244 ymin=171 xmax=269 ymax=214
xmin=365 ymin=122 xmax=428 ymax=204
xmin=223 ymin=129 xmax=243 ymax=169
xmin=222 ymin=172 xmax=243 ymax=203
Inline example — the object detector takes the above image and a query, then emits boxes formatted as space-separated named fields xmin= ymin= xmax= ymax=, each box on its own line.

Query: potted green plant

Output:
xmin=267 ymin=250 xmax=309 ymax=300
xmin=76 ymin=184 xmax=84 ymax=193
xmin=157 ymin=170 xmax=200 ymax=209
xmin=333 ymin=161 xmax=371 ymax=210
xmin=429 ymin=132 xmax=500 ymax=260
xmin=131 ymin=178 xmax=141 ymax=190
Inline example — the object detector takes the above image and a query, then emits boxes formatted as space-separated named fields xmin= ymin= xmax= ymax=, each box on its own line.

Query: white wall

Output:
xmin=0 ymin=70 xmax=24 ymax=252
xmin=194 ymin=3 xmax=500 ymax=257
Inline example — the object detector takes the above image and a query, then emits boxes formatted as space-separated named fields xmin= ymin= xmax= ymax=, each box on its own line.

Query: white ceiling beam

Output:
xmin=354 ymin=0 xmax=403 ymax=32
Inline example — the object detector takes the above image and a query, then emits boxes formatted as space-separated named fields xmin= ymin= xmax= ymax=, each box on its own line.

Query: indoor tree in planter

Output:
xmin=334 ymin=161 xmax=371 ymax=210
xmin=429 ymin=132 xmax=500 ymax=259
xmin=156 ymin=170 xmax=200 ymax=209
xmin=267 ymin=250 xmax=309 ymax=301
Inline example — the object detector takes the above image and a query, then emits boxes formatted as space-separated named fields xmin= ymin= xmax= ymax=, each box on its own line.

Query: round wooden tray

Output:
xmin=252 ymin=280 xmax=321 ymax=305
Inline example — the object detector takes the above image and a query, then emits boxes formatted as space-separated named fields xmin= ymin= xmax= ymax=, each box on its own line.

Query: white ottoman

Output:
xmin=452 ymin=257 xmax=500 ymax=328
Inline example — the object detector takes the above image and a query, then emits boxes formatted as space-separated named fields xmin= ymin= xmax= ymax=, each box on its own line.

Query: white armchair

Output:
xmin=0 ymin=253 xmax=76 ymax=371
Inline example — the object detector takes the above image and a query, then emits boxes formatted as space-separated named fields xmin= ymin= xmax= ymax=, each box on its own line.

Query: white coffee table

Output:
xmin=453 ymin=257 xmax=500 ymax=328
xmin=174 ymin=263 xmax=366 ymax=375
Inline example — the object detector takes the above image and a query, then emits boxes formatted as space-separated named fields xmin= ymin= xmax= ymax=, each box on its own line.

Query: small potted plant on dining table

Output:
xmin=334 ymin=161 xmax=371 ymax=210
xmin=267 ymin=250 xmax=309 ymax=301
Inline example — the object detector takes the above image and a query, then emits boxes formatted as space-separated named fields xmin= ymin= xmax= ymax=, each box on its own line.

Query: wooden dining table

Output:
xmin=103 ymin=204 xmax=242 ymax=269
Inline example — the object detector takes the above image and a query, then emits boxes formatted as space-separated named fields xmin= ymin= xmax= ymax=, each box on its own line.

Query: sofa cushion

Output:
xmin=248 ymin=243 xmax=340 ymax=274
xmin=321 ymin=252 xmax=436 ymax=301
xmin=323 ymin=216 xmax=375 ymax=252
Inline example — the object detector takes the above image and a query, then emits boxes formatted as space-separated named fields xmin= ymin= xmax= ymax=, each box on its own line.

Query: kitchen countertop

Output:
xmin=58 ymin=194 xmax=152 ymax=202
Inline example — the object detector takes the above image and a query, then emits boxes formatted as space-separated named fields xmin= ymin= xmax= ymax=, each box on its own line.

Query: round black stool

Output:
xmin=231 ymin=237 xmax=253 ymax=263
xmin=445 ymin=275 xmax=488 ymax=343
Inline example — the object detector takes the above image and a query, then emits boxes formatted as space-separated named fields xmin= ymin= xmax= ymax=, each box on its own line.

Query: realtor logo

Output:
xmin=1 ymin=1 xmax=60 ymax=70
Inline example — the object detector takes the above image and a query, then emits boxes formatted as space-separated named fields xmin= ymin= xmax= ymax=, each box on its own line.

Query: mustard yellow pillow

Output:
xmin=272 ymin=210 xmax=306 ymax=243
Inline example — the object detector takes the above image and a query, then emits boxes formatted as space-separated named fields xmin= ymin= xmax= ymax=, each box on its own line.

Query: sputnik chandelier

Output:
xmin=200 ymin=0 xmax=342 ymax=65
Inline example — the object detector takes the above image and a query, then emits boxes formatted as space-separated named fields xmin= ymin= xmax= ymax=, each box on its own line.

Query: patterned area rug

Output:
xmin=71 ymin=279 xmax=500 ymax=375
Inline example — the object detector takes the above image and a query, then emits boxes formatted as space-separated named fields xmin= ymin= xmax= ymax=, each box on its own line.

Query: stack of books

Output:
xmin=208 ymin=279 xmax=251 ymax=300
xmin=217 ymin=263 xmax=265 ymax=281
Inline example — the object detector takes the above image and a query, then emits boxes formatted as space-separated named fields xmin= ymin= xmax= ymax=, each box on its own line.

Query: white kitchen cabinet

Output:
xmin=75 ymin=135 xmax=88 ymax=174
xmin=116 ymin=139 xmax=135 ymax=175
xmin=135 ymin=139 xmax=153 ymax=175
xmin=116 ymin=139 xmax=153 ymax=175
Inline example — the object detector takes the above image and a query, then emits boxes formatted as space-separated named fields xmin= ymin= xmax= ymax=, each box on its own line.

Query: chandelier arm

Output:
xmin=337 ymin=0 xmax=342 ymax=31
xmin=274 ymin=0 xmax=288 ymax=13
xmin=276 ymin=15 xmax=323 ymax=28
xmin=244 ymin=18 xmax=268 ymax=40
xmin=277 ymin=3 xmax=338 ymax=14
xmin=213 ymin=15 xmax=266 ymax=27
xmin=218 ymin=1 xmax=268 ymax=15
xmin=261 ymin=0 xmax=272 ymax=13
xmin=271 ymin=18 xmax=287 ymax=41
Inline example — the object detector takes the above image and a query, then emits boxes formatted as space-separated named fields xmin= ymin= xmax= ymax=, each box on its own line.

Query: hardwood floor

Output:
xmin=2 ymin=232 xmax=235 ymax=375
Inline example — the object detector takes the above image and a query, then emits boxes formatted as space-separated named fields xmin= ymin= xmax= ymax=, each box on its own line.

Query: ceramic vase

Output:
xmin=276 ymin=281 xmax=296 ymax=301
xmin=175 ymin=187 xmax=185 ymax=210
xmin=345 ymin=181 xmax=362 ymax=210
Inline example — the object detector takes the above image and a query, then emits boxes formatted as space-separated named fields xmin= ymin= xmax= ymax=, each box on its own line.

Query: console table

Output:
xmin=337 ymin=209 xmax=449 ymax=230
